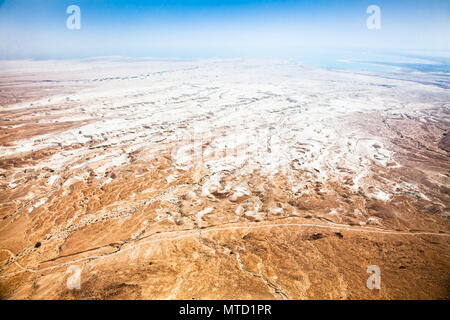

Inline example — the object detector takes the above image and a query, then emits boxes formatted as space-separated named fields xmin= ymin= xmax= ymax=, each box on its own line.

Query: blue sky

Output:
xmin=0 ymin=0 xmax=449 ymax=59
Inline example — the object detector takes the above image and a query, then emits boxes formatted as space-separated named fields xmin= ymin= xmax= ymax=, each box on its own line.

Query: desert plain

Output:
xmin=0 ymin=58 xmax=449 ymax=299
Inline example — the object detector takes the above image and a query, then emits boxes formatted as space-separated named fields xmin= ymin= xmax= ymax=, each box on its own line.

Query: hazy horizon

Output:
xmin=0 ymin=0 xmax=449 ymax=60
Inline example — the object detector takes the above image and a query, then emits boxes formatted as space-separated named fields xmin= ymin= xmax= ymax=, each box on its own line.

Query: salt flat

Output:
xmin=0 ymin=58 xmax=449 ymax=299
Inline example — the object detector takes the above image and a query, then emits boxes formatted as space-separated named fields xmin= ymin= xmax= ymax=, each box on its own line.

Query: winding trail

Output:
xmin=1 ymin=218 xmax=448 ymax=279
xmin=0 ymin=248 xmax=36 ymax=274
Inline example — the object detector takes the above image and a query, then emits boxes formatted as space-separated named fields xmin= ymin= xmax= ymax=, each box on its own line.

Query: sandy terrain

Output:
xmin=0 ymin=58 xmax=449 ymax=299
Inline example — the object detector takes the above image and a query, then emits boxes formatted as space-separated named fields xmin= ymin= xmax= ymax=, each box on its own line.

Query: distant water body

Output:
xmin=297 ymin=51 xmax=450 ymax=74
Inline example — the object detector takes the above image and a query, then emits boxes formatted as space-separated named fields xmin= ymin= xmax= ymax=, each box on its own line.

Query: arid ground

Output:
xmin=0 ymin=58 xmax=449 ymax=299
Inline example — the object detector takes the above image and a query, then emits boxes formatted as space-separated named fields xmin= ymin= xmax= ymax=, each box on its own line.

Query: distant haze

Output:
xmin=0 ymin=0 xmax=449 ymax=59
